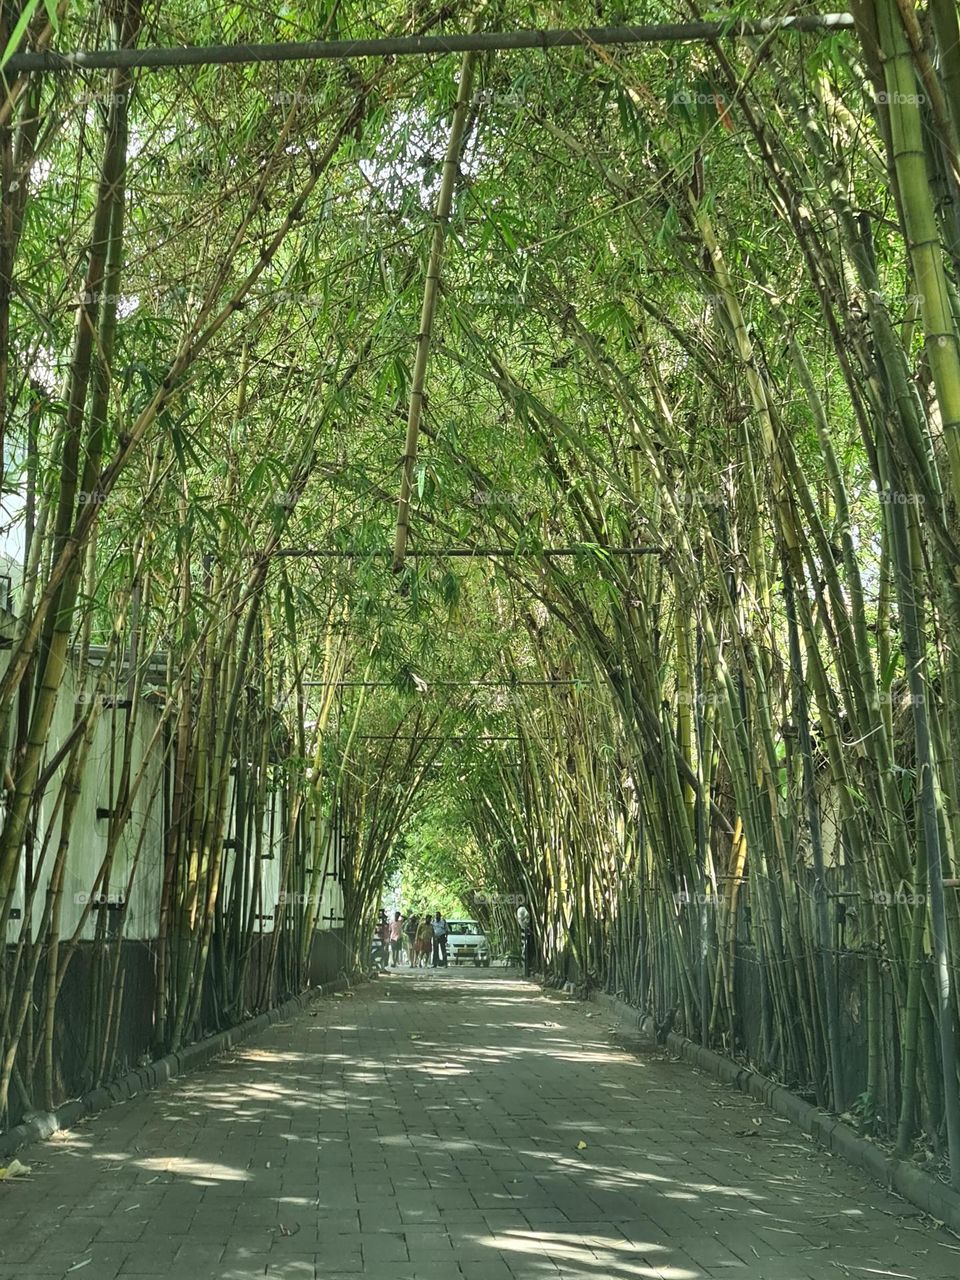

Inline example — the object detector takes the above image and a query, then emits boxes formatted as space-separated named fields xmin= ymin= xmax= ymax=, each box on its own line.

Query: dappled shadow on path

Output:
xmin=0 ymin=968 xmax=954 ymax=1280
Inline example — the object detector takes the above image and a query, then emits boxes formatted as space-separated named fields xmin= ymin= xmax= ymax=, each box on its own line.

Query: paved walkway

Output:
xmin=0 ymin=969 xmax=956 ymax=1280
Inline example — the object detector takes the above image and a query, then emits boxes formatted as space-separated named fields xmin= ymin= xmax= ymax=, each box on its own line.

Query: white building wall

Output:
xmin=3 ymin=657 xmax=342 ymax=950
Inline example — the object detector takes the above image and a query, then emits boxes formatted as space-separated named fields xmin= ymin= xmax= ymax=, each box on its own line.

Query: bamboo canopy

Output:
xmin=2 ymin=0 xmax=960 ymax=1198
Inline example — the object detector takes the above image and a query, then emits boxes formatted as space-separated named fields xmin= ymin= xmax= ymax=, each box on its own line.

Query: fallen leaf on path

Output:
xmin=66 ymin=1261 xmax=92 ymax=1272
xmin=576 ymin=1141 xmax=588 ymax=1150
xmin=0 ymin=1159 xmax=31 ymax=1179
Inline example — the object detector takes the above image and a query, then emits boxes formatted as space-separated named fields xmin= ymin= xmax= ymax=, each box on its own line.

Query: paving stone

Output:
xmin=359 ymin=1232 xmax=408 ymax=1263
xmin=459 ymin=1259 xmax=514 ymax=1280
xmin=265 ymin=1263 xmax=315 ymax=1279
xmin=119 ymin=1250 xmax=179 ymax=1275
xmin=94 ymin=1220 xmax=150 ymax=1246
xmin=172 ymin=1243 xmax=226 ymax=1265
xmin=0 ymin=1239 xmax=42 ymax=1264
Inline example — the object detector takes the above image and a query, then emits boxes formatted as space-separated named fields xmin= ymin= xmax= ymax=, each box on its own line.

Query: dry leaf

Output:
xmin=576 ymin=1141 xmax=588 ymax=1150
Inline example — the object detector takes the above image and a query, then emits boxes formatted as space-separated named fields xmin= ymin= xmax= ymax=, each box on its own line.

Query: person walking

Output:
xmin=416 ymin=916 xmax=433 ymax=967
xmin=516 ymin=902 xmax=532 ymax=977
xmin=404 ymin=912 xmax=420 ymax=966
xmin=431 ymin=910 xmax=449 ymax=968
xmin=389 ymin=911 xmax=403 ymax=967
xmin=374 ymin=909 xmax=390 ymax=971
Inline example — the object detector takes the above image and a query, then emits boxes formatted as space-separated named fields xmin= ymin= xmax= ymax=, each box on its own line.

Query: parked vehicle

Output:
xmin=446 ymin=920 xmax=490 ymax=966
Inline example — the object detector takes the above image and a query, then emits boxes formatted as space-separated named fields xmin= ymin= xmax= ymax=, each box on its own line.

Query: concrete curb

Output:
xmin=0 ymin=976 xmax=355 ymax=1160
xmin=589 ymin=988 xmax=960 ymax=1235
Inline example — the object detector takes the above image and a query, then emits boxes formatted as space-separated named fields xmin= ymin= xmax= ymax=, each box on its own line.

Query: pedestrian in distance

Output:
xmin=416 ymin=916 xmax=433 ymax=967
xmin=432 ymin=910 xmax=449 ymax=968
xmin=389 ymin=911 xmax=403 ymax=967
xmin=405 ymin=912 xmax=420 ymax=965
xmin=374 ymin=909 xmax=390 ymax=971
xmin=517 ymin=902 xmax=532 ymax=977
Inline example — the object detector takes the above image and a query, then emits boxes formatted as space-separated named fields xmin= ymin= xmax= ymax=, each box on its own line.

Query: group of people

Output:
xmin=372 ymin=901 xmax=534 ymax=974
xmin=373 ymin=909 xmax=450 ymax=969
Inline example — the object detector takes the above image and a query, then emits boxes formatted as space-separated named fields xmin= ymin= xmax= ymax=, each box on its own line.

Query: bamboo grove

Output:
xmin=1 ymin=0 xmax=960 ymax=1187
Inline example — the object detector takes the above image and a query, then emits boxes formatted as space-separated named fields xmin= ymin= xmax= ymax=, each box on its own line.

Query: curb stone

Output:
xmin=0 ymin=975 xmax=355 ymax=1160
xmin=588 ymin=987 xmax=960 ymax=1236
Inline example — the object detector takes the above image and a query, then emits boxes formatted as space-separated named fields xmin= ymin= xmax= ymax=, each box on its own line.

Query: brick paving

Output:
xmin=0 ymin=968 xmax=956 ymax=1279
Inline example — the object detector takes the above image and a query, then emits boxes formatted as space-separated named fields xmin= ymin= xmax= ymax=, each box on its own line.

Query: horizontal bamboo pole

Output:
xmin=303 ymin=678 xmax=578 ymax=687
xmin=4 ymin=16 xmax=857 ymax=73
xmin=353 ymin=734 xmax=520 ymax=740
xmin=275 ymin=545 xmax=661 ymax=558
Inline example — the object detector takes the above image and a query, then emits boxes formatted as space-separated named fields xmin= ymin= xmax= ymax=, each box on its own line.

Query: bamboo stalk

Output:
xmin=392 ymin=49 xmax=477 ymax=572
